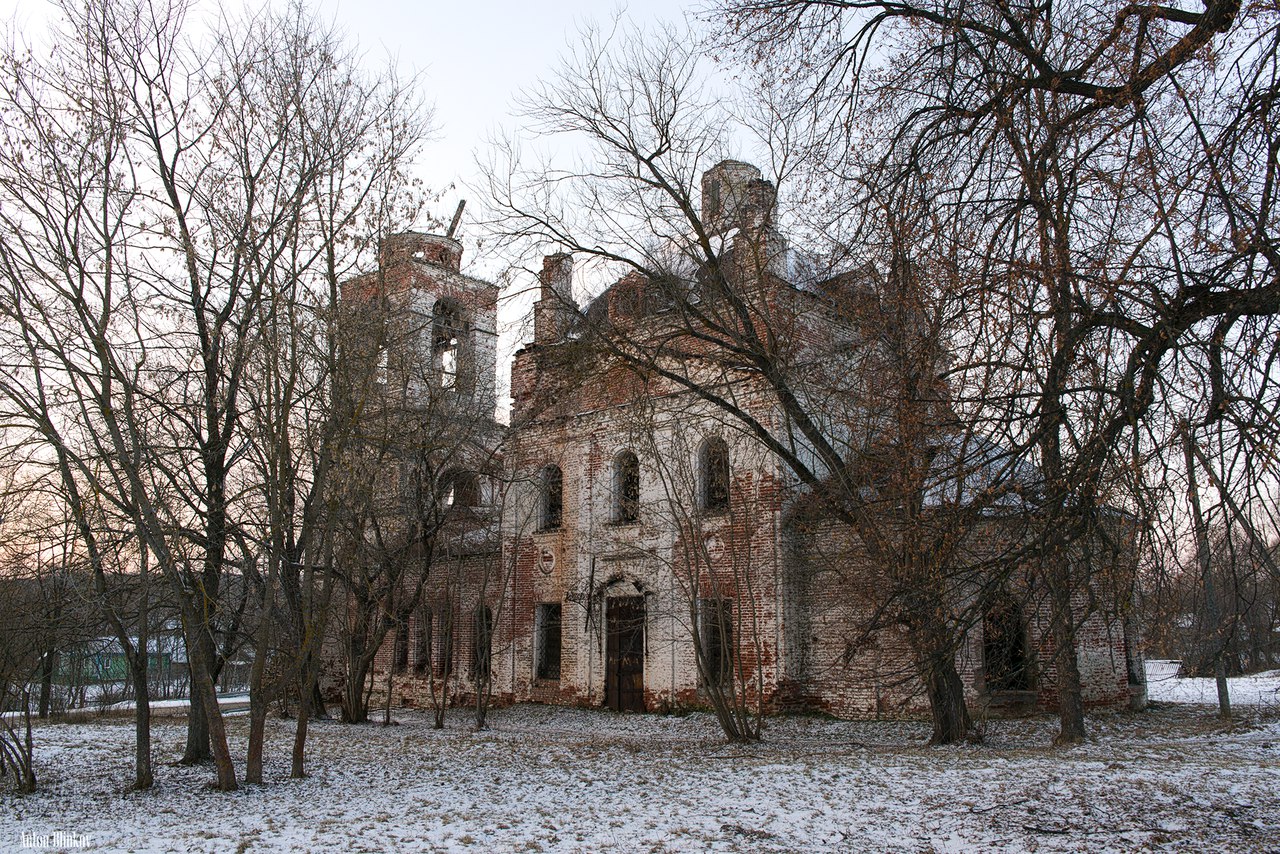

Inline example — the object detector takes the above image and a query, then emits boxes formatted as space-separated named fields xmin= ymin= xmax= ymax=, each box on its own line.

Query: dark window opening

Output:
xmin=706 ymin=178 xmax=721 ymax=221
xmin=983 ymin=592 xmax=1031 ymax=693
xmin=443 ymin=470 xmax=482 ymax=508
xmin=472 ymin=605 xmax=493 ymax=682
xmin=392 ymin=617 xmax=409 ymax=674
xmin=535 ymin=603 xmax=563 ymax=681
xmin=614 ymin=451 xmax=640 ymax=523
xmin=699 ymin=597 xmax=733 ymax=686
xmin=540 ymin=465 xmax=563 ymax=531
xmin=431 ymin=300 xmax=465 ymax=390
xmin=414 ymin=609 xmax=432 ymax=674
xmin=700 ymin=438 xmax=730 ymax=511
xmin=436 ymin=611 xmax=454 ymax=679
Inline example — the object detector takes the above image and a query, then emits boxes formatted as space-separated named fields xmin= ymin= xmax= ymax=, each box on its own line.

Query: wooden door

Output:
xmin=605 ymin=596 xmax=645 ymax=712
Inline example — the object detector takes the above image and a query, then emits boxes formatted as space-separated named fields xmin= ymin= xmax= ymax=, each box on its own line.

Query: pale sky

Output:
xmin=314 ymin=1 xmax=699 ymax=230
xmin=309 ymin=0 xmax=705 ymax=401
xmin=0 ymin=0 xmax=707 ymax=412
xmin=0 ymin=0 xmax=701 ymax=245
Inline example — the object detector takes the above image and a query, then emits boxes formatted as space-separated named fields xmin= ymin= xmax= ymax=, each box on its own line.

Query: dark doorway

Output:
xmin=605 ymin=596 xmax=646 ymax=712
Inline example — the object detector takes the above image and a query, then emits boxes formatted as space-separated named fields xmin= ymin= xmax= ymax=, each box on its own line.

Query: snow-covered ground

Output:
xmin=1146 ymin=659 xmax=1280 ymax=707
xmin=2 ymin=669 xmax=1278 ymax=853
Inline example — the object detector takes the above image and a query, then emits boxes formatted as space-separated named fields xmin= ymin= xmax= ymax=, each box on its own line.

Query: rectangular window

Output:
xmin=414 ymin=609 xmax=432 ymax=674
xmin=472 ymin=605 xmax=493 ymax=682
xmin=535 ymin=603 xmax=563 ymax=681
xmin=436 ymin=611 xmax=454 ymax=679
xmin=392 ymin=618 xmax=409 ymax=674
xmin=541 ymin=466 xmax=563 ymax=530
xmin=700 ymin=439 xmax=730 ymax=511
xmin=698 ymin=598 xmax=732 ymax=686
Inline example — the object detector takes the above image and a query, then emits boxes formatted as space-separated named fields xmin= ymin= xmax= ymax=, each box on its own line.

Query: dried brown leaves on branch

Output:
xmin=0 ymin=0 xmax=430 ymax=790
xmin=716 ymin=0 xmax=1279 ymax=740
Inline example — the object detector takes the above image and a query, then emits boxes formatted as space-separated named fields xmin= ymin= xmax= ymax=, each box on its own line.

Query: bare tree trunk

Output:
xmin=382 ymin=651 xmax=395 ymax=726
xmin=37 ymin=650 xmax=55 ymax=719
xmin=310 ymin=681 xmax=330 ymax=721
xmin=473 ymin=634 xmax=493 ymax=732
xmin=433 ymin=680 xmax=449 ymax=729
xmin=291 ymin=543 xmax=335 ymax=777
xmin=130 ymin=657 xmax=153 ymax=790
xmin=428 ymin=602 xmax=453 ymax=729
xmin=22 ymin=693 xmax=36 ymax=792
xmin=186 ymin=625 xmax=237 ymax=790
xmin=921 ymin=647 xmax=973 ymax=745
xmin=1046 ymin=557 xmax=1086 ymax=745
xmin=292 ymin=678 xmax=310 ymax=778
xmin=2 ymin=689 xmax=38 ymax=792
xmin=245 ymin=585 xmax=274 ymax=784
xmin=292 ymin=598 xmax=331 ymax=777
xmin=291 ymin=589 xmax=331 ymax=776
xmin=1183 ymin=424 xmax=1231 ymax=719
xmin=245 ymin=678 xmax=268 ymax=783
xmin=6 ymin=690 xmax=38 ymax=792
xmin=340 ymin=649 xmax=374 ymax=724
xmin=290 ymin=643 xmax=324 ymax=779
xmin=182 ymin=635 xmax=213 ymax=764
xmin=130 ymin=572 xmax=153 ymax=791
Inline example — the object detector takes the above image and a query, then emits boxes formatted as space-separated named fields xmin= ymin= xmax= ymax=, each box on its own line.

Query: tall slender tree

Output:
xmin=0 ymin=0 xmax=429 ymax=788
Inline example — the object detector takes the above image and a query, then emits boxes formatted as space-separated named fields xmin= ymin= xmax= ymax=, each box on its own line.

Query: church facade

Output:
xmin=363 ymin=162 xmax=1146 ymax=721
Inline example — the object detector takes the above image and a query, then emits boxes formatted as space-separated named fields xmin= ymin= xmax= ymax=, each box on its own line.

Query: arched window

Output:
xmin=540 ymin=465 xmax=563 ymax=531
xmin=699 ymin=437 xmax=730 ymax=511
xmin=442 ymin=470 xmax=481 ymax=509
xmin=613 ymin=451 xmax=640 ymax=523
xmin=431 ymin=299 xmax=464 ymax=389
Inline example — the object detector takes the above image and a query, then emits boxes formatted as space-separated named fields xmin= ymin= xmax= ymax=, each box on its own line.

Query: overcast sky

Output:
xmin=309 ymin=0 xmax=704 ymax=400
xmin=0 ymin=0 xmax=700 ymax=238
xmin=314 ymin=1 xmax=699 ymax=230
xmin=310 ymin=0 xmax=708 ymax=403
xmin=0 ymin=0 xmax=706 ymax=410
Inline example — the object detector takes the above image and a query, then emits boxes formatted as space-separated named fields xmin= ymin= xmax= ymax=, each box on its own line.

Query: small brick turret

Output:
xmin=702 ymin=160 xmax=773 ymax=236
xmin=533 ymin=253 xmax=576 ymax=345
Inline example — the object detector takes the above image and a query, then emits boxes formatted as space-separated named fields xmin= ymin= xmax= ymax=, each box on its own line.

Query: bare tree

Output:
xmin=0 ymin=467 xmax=97 ymax=791
xmin=626 ymin=402 xmax=768 ymax=742
xmin=0 ymin=0 xmax=429 ymax=789
xmin=329 ymin=242 xmax=503 ymax=729
xmin=714 ymin=0 xmax=1280 ymax=744
xmin=234 ymin=8 xmax=430 ymax=778
xmin=484 ymin=21 xmax=1032 ymax=744
xmin=0 ymin=569 xmax=39 ymax=792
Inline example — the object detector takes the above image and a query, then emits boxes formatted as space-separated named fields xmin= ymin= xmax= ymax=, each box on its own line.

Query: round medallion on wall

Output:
xmin=538 ymin=547 xmax=556 ymax=575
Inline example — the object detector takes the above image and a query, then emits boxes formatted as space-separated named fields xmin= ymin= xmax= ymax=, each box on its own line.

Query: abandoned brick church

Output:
xmin=363 ymin=161 xmax=1147 ymax=721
